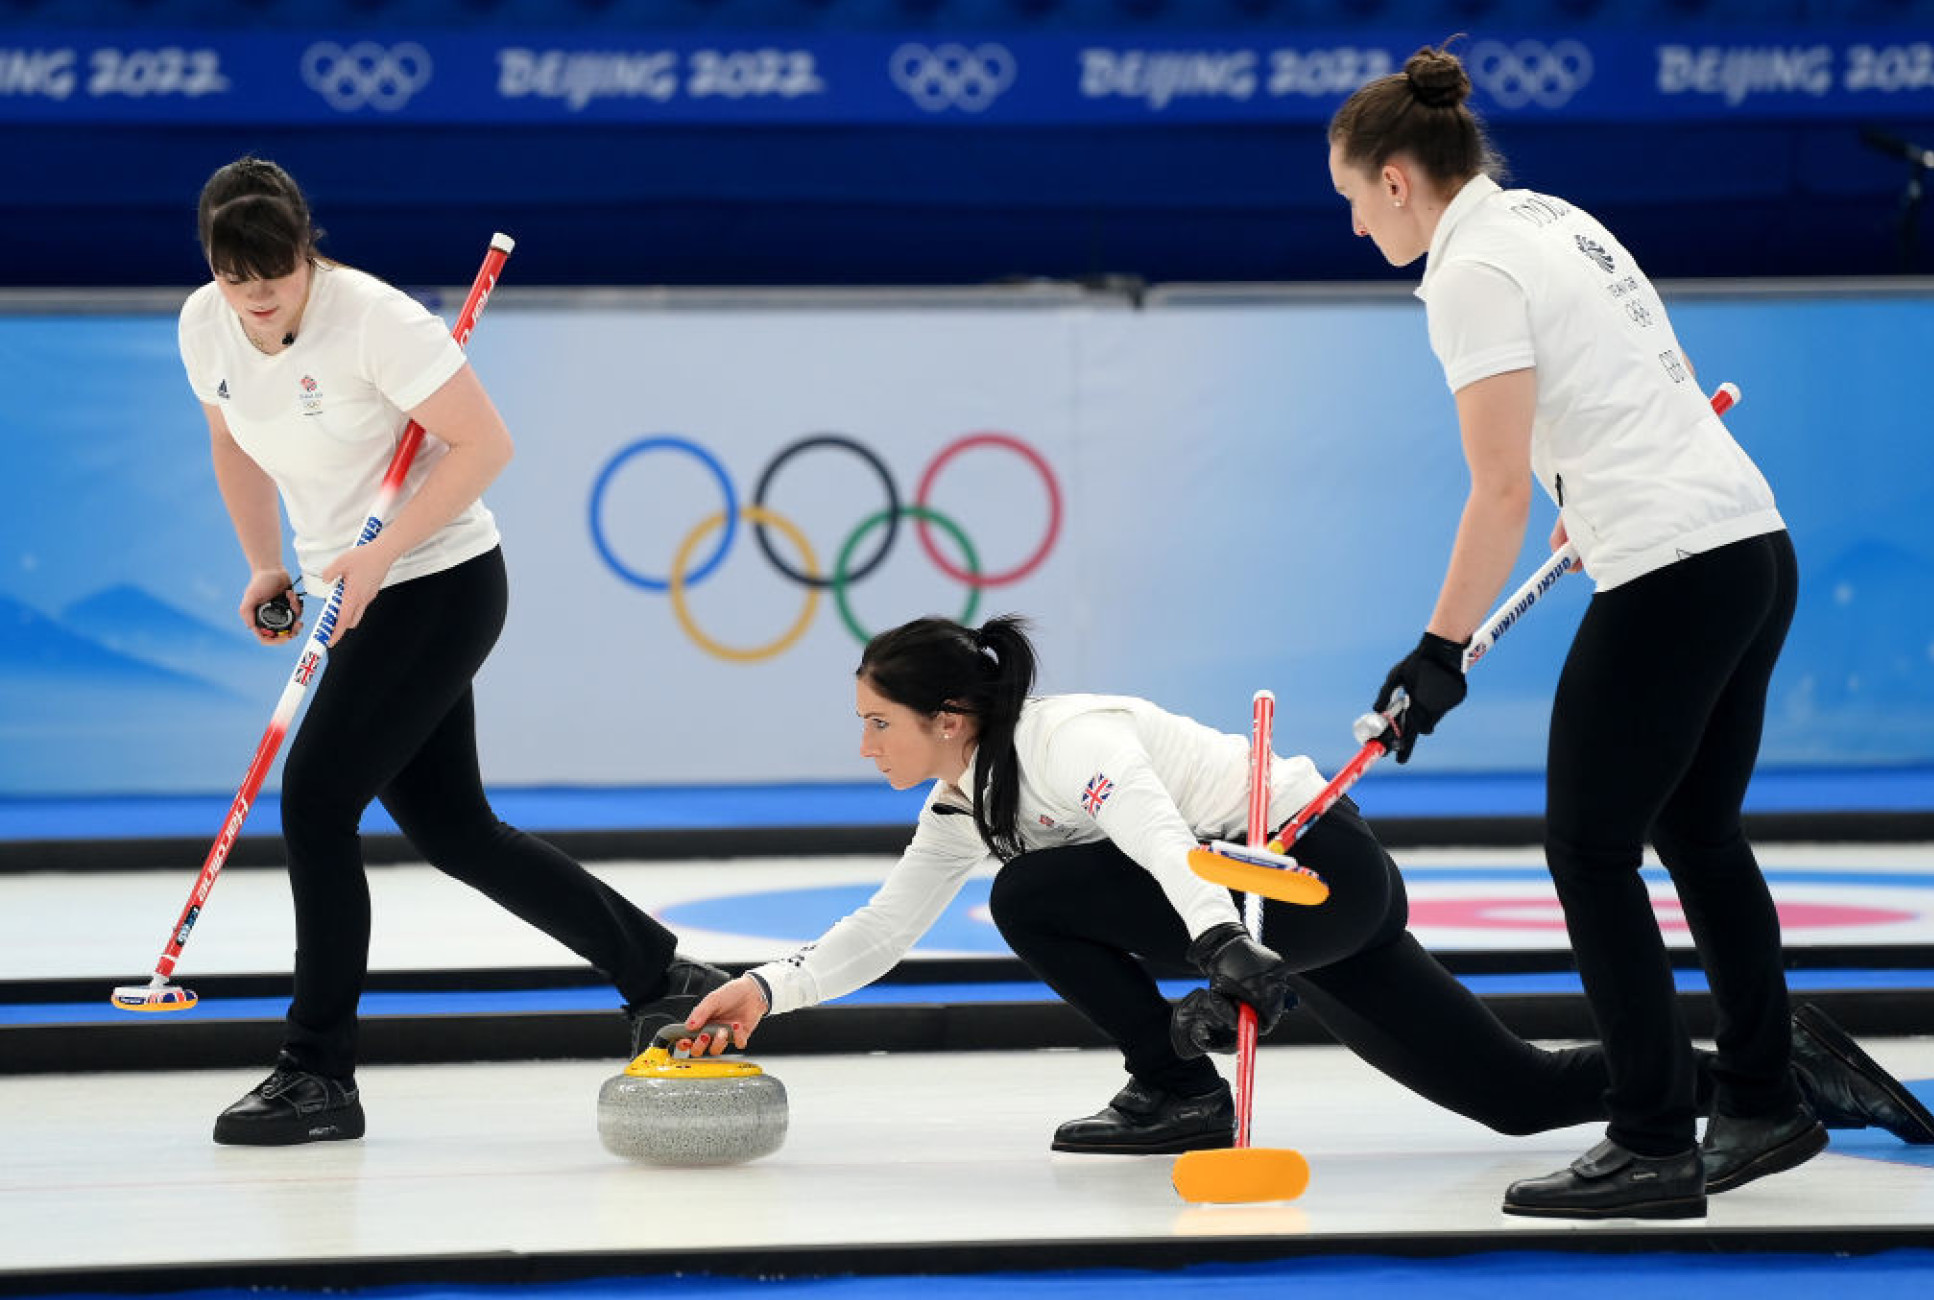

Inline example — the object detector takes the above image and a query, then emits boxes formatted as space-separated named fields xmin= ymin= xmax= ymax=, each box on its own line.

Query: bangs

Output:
xmin=203 ymin=194 xmax=306 ymax=281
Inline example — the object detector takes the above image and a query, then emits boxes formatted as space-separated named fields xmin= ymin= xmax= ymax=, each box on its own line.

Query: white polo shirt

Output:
xmin=179 ymin=262 xmax=500 ymax=593
xmin=751 ymin=693 xmax=1330 ymax=1016
xmin=1417 ymin=175 xmax=1783 ymax=591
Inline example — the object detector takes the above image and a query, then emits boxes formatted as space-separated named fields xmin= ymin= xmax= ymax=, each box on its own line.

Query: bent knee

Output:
xmin=988 ymin=854 xmax=1064 ymax=934
xmin=405 ymin=819 xmax=516 ymax=880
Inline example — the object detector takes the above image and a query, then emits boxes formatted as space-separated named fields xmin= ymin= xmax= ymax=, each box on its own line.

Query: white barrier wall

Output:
xmin=0 ymin=286 xmax=1926 ymax=794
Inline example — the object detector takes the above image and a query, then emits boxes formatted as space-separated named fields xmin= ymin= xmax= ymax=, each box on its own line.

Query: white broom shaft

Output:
xmin=1244 ymin=690 xmax=1274 ymax=936
xmin=1234 ymin=689 xmax=1275 ymax=1148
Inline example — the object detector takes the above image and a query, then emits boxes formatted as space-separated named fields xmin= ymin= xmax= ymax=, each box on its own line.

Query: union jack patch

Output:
xmin=1081 ymin=773 xmax=1114 ymax=815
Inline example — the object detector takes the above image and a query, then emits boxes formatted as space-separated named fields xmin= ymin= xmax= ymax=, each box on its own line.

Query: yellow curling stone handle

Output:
xmin=627 ymin=1020 xmax=766 ymax=1079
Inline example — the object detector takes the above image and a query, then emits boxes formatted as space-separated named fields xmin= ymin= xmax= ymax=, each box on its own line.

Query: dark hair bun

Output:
xmin=1405 ymin=47 xmax=1470 ymax=110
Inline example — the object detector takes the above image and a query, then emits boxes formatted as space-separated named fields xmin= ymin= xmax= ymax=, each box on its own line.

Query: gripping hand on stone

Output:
xmin=681 ymin=976 xmax=770 ymax=1056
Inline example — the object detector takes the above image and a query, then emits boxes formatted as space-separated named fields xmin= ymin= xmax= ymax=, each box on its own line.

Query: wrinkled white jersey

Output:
xmin=179 ymin=262 xmax=499 ymax=592
xmin=1418 ymin=175 xmax=1782 ymax=591
xmin=753 ymin=693 xmax=1328 ymax=1015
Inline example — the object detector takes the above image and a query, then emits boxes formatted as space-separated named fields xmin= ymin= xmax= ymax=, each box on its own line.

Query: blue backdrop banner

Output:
xmin=0 ymin=283 xmax=1929 ymax=797
xmin=2 ymin=29 xmax=1932 ymax=125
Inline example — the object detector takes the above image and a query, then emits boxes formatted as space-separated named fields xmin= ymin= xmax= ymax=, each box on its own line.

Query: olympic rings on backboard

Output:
xmin=670 ymin=505 xmax=820 ymax=664
xmin=754 ymin=434 xmax=900 ymax=589
xmin=300 ymin=41 xmax=434 ymax=113
xmin=834 ymin=504 xmax=980 ymax=643
xmin=915 ymin=432 xmax=1062 ymax=587
xmin=1467 ymin=39 xmax=1593 ymax=110
xmin=588 ymin=431 xmax=1060 ymax=661
xmin=590 ymin=436 xmax=738 ymax=591
xmin=888 ymin=42 xmax=1017 ymax=114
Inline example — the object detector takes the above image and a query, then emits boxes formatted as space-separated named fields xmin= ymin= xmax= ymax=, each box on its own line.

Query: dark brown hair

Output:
xmin=858 ymin=614 xmax=1038 ymax=861
xmin=1328 ymin=42 xmax=1504 ymax=190
xmin=196 ymin=156 xmax=324 ymax=281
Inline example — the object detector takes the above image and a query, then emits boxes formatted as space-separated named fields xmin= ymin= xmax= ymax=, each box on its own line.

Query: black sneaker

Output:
xmin=1051 ymin=1078 xmax=1234 ymax=1154
xmin=213 ymin=1058 xmax=365 ymax=1146
xmin=1793 ymin=1002 xmax=1934 ymax=1144
xmin=1702 ymin=1105 xmax=1828 ymax=1194
xmin=1503 ymin=1138 xmax=1707 ymax=1220
xmin=623 ymin=955 xmax=732 ymax=1058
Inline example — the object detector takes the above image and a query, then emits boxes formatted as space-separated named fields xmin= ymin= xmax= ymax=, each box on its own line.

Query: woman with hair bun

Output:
xmin=1328 ymin=45 xmax=1826 ymax=1218
xmin=679 ymin=615 xmax=1921 ymax=1165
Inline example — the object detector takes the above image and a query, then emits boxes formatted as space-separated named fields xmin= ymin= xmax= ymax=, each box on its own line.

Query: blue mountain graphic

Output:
xmin=62 ymin=584 xmax=270 ymax=682
xmin=0 ymin=593 xmax=233 ymax=695
xmin=1786 ymin=541 xmax=1934 ymax=706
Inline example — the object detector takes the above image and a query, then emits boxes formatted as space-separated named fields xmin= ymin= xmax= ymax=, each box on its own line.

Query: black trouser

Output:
xmin=278 ymin=548 xmax=678 ymax=1077
xmin=990 ymin=797 xmax=1628 ymax=1136
xmin=1546 ymin=529 xmax=1800 ymax=1156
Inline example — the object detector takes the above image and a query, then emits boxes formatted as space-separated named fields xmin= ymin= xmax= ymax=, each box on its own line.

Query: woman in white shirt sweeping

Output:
xmin=1329 ymin=43 xmax=1815 ymax=1219
xmin=180 ymin=156 xmax=722 ymax=1146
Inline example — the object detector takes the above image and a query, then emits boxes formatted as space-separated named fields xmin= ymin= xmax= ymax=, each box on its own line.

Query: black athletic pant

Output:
xmin=1546 ymin=529 xmax=1800 ymax=1156
xmin=990 ymin=797 xmax=1632 ymax=1136
xmin=278 ymin=548 xmax=678 ymax=1077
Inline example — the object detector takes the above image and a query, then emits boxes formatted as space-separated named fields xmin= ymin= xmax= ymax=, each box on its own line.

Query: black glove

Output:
xmin=1373 ymin=631 xmax=1469 ymax=764
xmin=1188 ymin=920 xmax=1295 ymax=1029
xmin=1170 ymin=987 xmax=1242 ymax=1058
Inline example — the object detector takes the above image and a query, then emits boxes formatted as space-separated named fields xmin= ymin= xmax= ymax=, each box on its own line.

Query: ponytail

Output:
xmin=857 ymin=614 xmax=1038 ymax=859
xmin=965 ymin=616 xmax=1036 ymax=860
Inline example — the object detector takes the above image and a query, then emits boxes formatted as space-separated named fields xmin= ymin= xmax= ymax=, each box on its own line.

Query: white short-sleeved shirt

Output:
xmin=178 ymin=262 xmax=500 ymax=592
xmin=1417 ymin=175 xmax=1784 ymax=591
xmin=751 ymin=694 xmax=1330 ymax=1015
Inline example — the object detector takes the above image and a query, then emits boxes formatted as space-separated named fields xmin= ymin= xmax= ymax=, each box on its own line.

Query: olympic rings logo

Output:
xmin=300 ymin=41 xmax=434 ymax=112
xmin=889 ymin=42 xmax=1017 ymax=113
xmin=1467 ymin=39 xmax=1593 ymax=110
xmin=589 ymin=432 xmax=1062 ymax=663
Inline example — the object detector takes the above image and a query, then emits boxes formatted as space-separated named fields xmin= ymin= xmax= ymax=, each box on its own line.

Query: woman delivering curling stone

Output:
xmin=1330 ymin=45 xmax=1819 ymax=1218
xmin=679 ymin=616 xmax=1929 ymax=1160
xmin=180 ymin=156 xmax=723 ymax=1145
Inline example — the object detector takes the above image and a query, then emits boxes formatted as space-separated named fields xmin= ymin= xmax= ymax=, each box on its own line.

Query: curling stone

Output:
xmin=597 ymin=1022 xmax=788 ymax=1167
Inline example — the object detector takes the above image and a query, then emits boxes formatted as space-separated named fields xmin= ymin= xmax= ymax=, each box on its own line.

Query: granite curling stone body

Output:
xmin=598 ymin=1022 xmax=788 ymax=1166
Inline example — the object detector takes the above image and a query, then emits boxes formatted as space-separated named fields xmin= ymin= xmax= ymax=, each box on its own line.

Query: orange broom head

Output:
xmin=1187 ymin=846 xmax=1330 ymax=906
xmin=1172 ymin=1146 xmax=1311 ymax=1204
xmin=110 ymin=984 xmax=199 ymax=1013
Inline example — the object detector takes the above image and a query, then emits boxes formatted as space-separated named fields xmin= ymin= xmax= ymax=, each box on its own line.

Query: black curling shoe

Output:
xmin=1702 ymin=1106 xmax=1828 ymax=1193
xmin=624 ymin=954 xmax=733 ymax=1058
xmin=1502 ymin=1139 xmax=1707 ymax=1220
xmin=1792 ymin=1002 xmax=1934 ymax=1144
xmin=213 ymin=1058 xmax=365 ymax=1146
xmin=1051 ymin=1078 xmax=1234 ymax=1154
